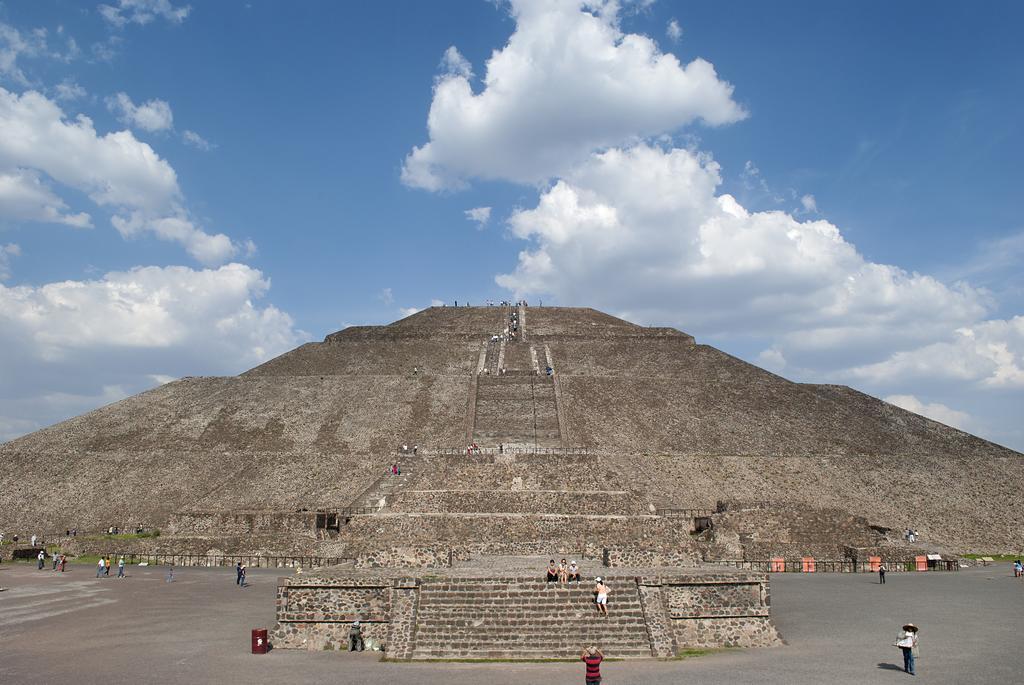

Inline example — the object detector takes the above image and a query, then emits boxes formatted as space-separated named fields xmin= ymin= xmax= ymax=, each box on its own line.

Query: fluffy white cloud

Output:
xmin=402 ymin=0 xmax=745 ymax=190
xmin=666 ymin=19 xmax=682 ymax=42
xmin=0 ymin=242 xmax=19 ymax=280
xmin=106 ymin=91 xmax=174 ymax=132
xmin=850 ymin=318 xmax=1024 ymax=388
xmin=0 ymin=169 xmax=92 ymax=227
xmin=464 ymin=206 xmax=492 ymax=229
xmin=0 ymin=87 xmax=242 ymax=263
xmin=498 ymin=144 xmax=990 ymax=353
xmin=0 ymin=23 xmax=47 ymax=84
xmin=439 ymin=46 xmax=473 ymax=80
xmin=182 ymin=129 xmax=212 ymax=150
xmin=0 ymin=262 xmax=306 ymax=442
xmin=398 ymin=306 xmax=421 ymax=317
xmin=98 ymin=0 xmax=191 ymax=28
xmin=53 ymin=79 xmax=86 ymax=101
xmin=883 ymin=394 xmax=972 ymax=431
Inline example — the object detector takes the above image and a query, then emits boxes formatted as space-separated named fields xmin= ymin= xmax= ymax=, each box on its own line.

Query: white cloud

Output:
xmin=497 ymin=143 xmax=990 ymax=356
xmin=402 ymin=0 xmax=746 ymax=190
xmin=182 ymin=129 xmax=212 ymax=150
xmin=0 ymin=23 xmax=48 ymax=85
xmin=398 ymin=306 xmax=421 ymax=317
xmin=0 ymin=242 xmax=19 ymax=280
xmin=439 ymin=46 xmax=473 ymax=80
xmin=0 ymin=262 xmax=305 ymax=442
xmin=53 ymin=79 xmax=86 ymax=101
xmin=666 ymin=19 xmax=682 ymax=42
xmin=849 ymin=318 xmax=1024 ymax=389
xmin=0 ymin=169 xmax=93 ymax=228
xmin=106 ymin=91 xmax=174 ymax=132
xmin=799 ymin=193 xmax=818 ymax=214
xmin=464 ymin=206 xmax=492 ymax=229
xmin=98 ymin=0 xmax=191 ymax=28
xmin=883 ymin=394 xmax=972 ymax=431
xmin=379 ymin=287 xmax=394 ymax=305
xmin=0 ymin=87 xmax=243 ymax=263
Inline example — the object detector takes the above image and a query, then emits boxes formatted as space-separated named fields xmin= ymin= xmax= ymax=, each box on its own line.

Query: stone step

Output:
xmin=411 ymin=648 xmax=654 ymax=659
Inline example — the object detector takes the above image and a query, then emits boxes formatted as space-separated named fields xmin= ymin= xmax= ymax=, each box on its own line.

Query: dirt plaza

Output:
xmin=1 ymin=562 xmax=1021 ymax=684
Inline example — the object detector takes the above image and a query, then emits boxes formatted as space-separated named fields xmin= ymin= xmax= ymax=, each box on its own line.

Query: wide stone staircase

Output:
xmin=472 ymin=375 xmax=561 ymax=447
xmin=411 ymin=576 xmax=653 ymax=659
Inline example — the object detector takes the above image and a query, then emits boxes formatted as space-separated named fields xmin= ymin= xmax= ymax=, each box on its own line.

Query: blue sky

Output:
xmin=0 ymin=0 xmax=1021 ymax=450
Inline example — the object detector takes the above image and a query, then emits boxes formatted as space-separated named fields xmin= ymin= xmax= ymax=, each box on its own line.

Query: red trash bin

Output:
xmin=251 ymin=628 xmax=268 ymax=654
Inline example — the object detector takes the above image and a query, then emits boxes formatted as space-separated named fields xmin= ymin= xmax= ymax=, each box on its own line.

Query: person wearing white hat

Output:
xmin=568 ymin=560 xmax=581 ymax=584
xmin=593 ymin=577 xmax=609 ymax=616
xmin=895 ymin=623 xmax=919 ymax=675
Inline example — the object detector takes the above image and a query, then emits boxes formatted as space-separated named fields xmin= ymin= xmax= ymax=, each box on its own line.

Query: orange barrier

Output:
xmin=869 ymin=556 xmax=882 ymax=572
xmin=801 ymin=557 xmax=816 ymax=573
xmin=770 ymin=557 xmax=785 ymax=573
xmin=915 ymin=555 xmax=928 ymax=571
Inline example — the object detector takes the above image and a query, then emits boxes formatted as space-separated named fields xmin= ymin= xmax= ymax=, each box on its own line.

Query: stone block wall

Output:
xmin=352 ymin=546 xmax=451 ymax=569
xmin=167 ymin=511 xmax=317 ymax=539
xmin=388 ymin=489 xmax=645 ymax=515
xmin=324 ymin=513 xmax=693 ymax=555
xmin=272 ymin=570 xmax=780 ymax=658
xmin=656 ymin=573 xmax=779 ymax=649
xmin=271 ymin=575 xmax=418 ymax=653
xmin=605 ymin=546 xmax=699 ymax=568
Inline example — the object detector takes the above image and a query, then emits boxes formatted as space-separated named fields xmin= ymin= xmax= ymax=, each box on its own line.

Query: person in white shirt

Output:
xmin=96 ymin=557 xmax=105 ymax=578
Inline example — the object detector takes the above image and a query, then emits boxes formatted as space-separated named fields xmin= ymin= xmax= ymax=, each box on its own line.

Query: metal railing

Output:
xmin=433 ymin=446 xmax=590 ymax=456
xmin=712 ymin=559 xmax=960 ymax=573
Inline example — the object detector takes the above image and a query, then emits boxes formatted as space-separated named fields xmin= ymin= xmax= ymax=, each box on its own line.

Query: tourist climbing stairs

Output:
xmin=411 ymin=576 xmax=653 ymax=659
xmin=346 ymin=459 xmax=420 ymax=513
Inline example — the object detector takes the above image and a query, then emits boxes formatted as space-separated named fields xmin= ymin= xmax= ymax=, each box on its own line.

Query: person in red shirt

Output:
xmin=581 ymin=646 xmax=603 ymax=684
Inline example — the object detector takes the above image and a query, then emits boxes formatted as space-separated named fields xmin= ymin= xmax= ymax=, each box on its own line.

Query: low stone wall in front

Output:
xmin=605 ymin=546 xmax=699 ymax=567
xmin=271 ymin=569 xmax=780 ymax=659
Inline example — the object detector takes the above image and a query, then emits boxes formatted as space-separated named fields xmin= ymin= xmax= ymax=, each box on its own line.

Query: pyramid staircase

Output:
xmin=411 ymin=576 xmax=653 ymax=659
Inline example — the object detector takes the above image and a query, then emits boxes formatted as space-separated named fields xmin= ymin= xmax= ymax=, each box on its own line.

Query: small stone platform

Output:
xmin=270 ymin=558 xmax=780 ymax=659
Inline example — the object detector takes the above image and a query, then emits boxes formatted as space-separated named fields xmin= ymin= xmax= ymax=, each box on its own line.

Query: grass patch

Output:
xmin=963 ymin=554 xmax=1021 ymax=562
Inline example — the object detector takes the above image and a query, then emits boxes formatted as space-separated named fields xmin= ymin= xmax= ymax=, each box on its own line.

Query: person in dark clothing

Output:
xmin=879 ymin=564 xmax=886 ymax=584
xmin=581 ymin=646 xmax=603 ymax=684
xmin=349 ymin=621 xmax=364 ymax=651
xmin=546 ymin=559 xmax=559 ymax=583
xmin=236 ymin=561 xmax=244 ymax=586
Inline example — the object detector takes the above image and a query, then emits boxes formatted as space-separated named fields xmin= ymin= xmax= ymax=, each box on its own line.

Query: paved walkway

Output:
xmin=1 ymin=562 xmax=1022 ymax=683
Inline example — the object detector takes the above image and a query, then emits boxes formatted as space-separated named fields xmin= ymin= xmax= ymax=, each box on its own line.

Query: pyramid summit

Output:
xmin=1 ymin=304 xmax=1020 ymax=557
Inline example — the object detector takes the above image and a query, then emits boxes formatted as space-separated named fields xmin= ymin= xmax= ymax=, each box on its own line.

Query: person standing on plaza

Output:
xmin=37 ymin=549 xmax=45 ymax=570
xmin=117 ymin=556 xmax=125 ymax=578
xmin=97 ymin=557 xmax=105 ymax=577
xmin=581 ymin=646 xmax=603 ymax=684
xmin=239 ymin=563 xmax=247 ymax=587
xmin=895 ymin=623 xmax=919 ymax=676
xmin=236 ymin=561 xmax=243 ymax=586
xmin=879 ymin=563 xmax=886 ymax=584
xmin=104 ymin=555 xmax=112 ymax=576
xmin=59 ymin=553 xmax=66 ymax=572
xmin=51 ymin=550 xmax=59 ymax=570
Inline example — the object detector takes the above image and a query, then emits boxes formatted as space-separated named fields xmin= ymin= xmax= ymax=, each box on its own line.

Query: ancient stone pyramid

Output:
xmin=1 ymin=305 xmax=1020 ymax=555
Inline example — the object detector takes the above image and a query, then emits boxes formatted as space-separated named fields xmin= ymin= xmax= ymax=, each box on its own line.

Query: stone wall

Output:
xmin=656 ymin=573 xmax=779 ymax=649
xmin=272 ymin=569 xmax=780 ymax=658
xmin=271 ymin=575 xmax=418 ymax=653
xmin=605 ymin=546 xmax=699 ymax=568
xmin=167 ymin=511 xmax=317 ymax=538
xmin=352 ymin=547 xmax=451 ymax=569
xmin=322 ymin=513 xmax=693 ymax=555
xmin=389 ymin=489 xmax=645 ymax=515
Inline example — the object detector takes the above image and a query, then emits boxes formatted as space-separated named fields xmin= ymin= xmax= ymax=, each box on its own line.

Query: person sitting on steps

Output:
xmin=568 ymin=560 xmax=581 ymax=584
xmin=546 ymin=559 xmax=559 ymax=583
xmin=558 ymin=558 xmax=568 ymax=583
